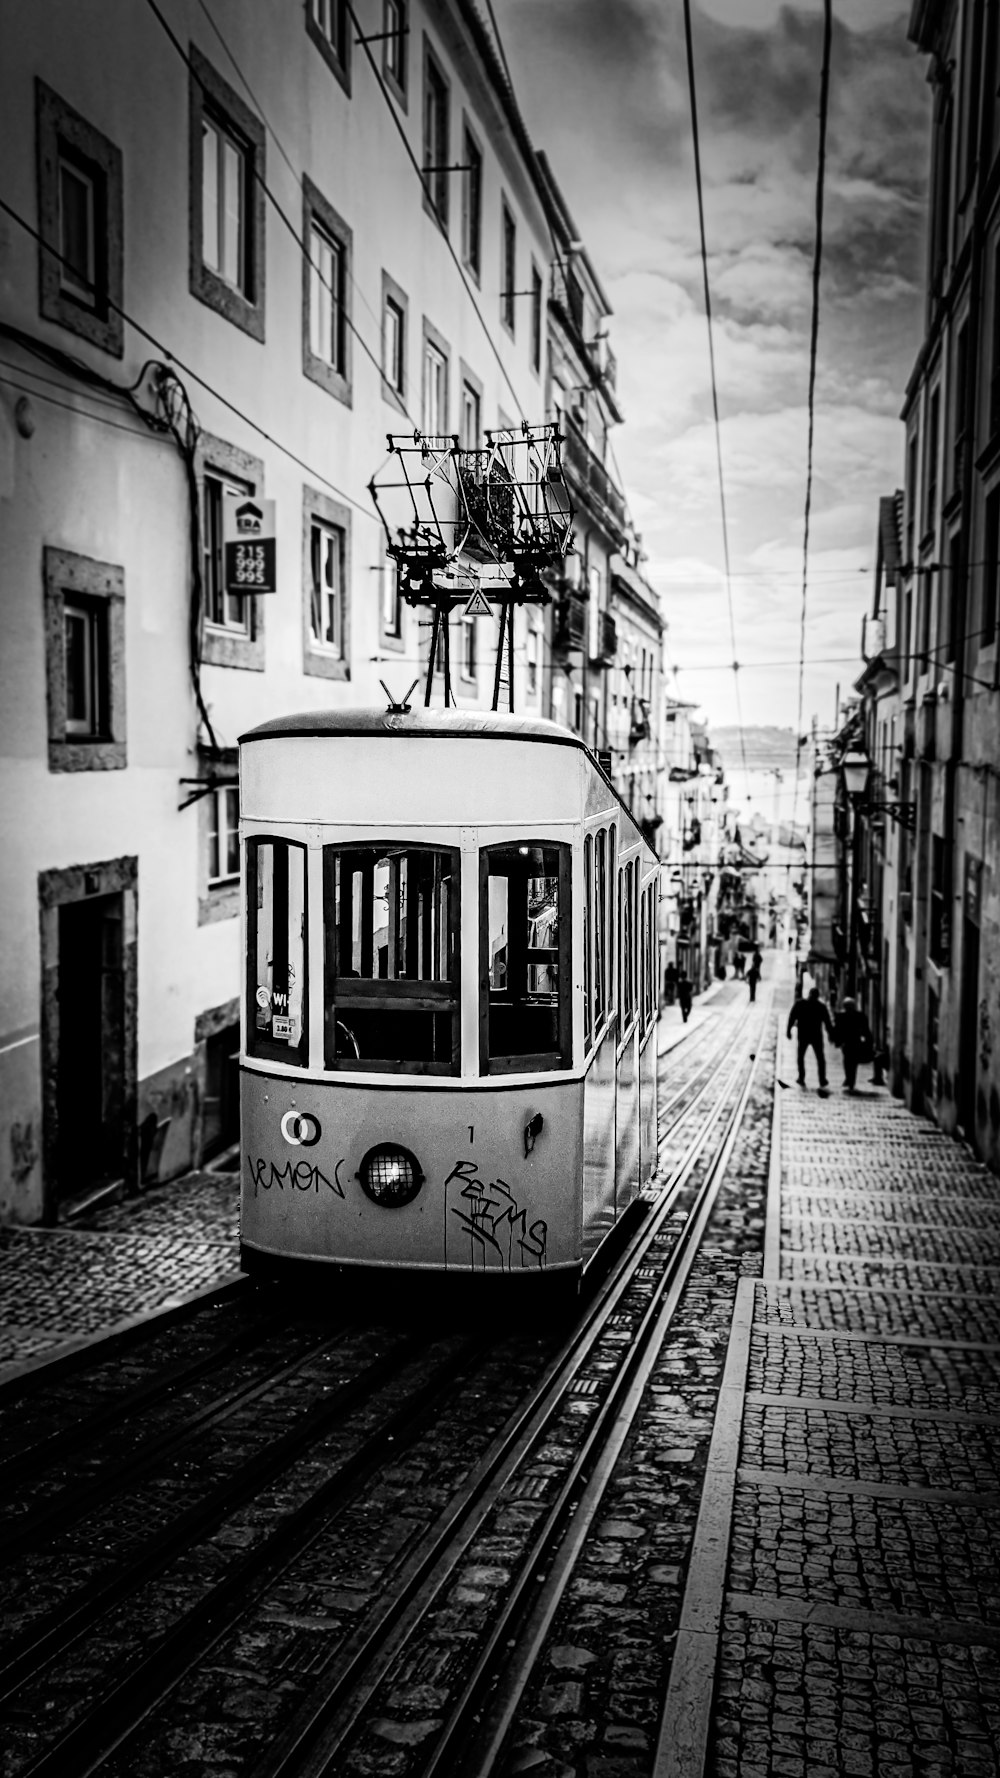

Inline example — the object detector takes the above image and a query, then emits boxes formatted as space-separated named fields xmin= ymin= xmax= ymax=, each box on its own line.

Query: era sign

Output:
xmin=223 ymin=497 xmax=277 ymax=595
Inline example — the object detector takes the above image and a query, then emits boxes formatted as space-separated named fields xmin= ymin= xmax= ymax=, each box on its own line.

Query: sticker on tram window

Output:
xmin=272 ymin=1016 xmax=292 ymax=1038
xmin=256 ymin=987 xmax=271 ymax=1009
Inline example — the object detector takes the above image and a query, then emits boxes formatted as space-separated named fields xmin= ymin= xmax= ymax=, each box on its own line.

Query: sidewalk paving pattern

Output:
xmin=657 ymin=1034 xmax=1000 ymax=1778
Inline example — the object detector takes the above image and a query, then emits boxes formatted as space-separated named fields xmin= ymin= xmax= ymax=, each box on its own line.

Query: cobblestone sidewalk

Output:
xmin=657 ymin=1033 xmax=1000 ymax=1778
xmin=0 ymin=1167 xmax=240 ymax=1382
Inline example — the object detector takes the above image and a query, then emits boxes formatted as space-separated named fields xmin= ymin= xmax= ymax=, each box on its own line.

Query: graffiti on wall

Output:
xmin=444 ymin=1158 xmax=547 ymax=1271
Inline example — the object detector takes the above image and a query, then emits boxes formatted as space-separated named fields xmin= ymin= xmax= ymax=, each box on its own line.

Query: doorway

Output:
xmin=40 ymin=856 xmax=138 ymax=1217
xmin=201 ymin=1023 xmax=240 ymax=1161
xmin=958 ymin=916 xmax=980 ymax=1143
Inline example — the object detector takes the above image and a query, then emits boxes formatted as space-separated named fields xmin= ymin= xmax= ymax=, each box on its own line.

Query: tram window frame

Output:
xmin=322 ymin=841 xmax=460 ymax=1075
xmin=618 ymin=859 xmax=636 ymax=1035
xmin=480 ymin=841 xmax=572 ymax=1075
xmin=583 ymin=833 xmax=593 ymax=1053
xmin=593 ymin=828 xmax=607 ymax=1036
xmin=246 ymin=838 xmax=309 ymax=1068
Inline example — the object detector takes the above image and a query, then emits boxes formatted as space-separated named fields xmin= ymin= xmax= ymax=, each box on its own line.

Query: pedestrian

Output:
xmin=663 ymin=961 xmax=677 ymax=1007
xmin=734 ymin=949 xmax=745 ymax=979
xmin=676 ymin=969 xmax=693 ymax=1023
xmin=786 ymin=985 xmax=834 ymax=1089
xmin=751 ymin=946 xmax=763 ymax=974
xmin=834 ymin=996 xmax=872 ymax=1093
xmin=746 ymin=955 xmax=761 ymax=1003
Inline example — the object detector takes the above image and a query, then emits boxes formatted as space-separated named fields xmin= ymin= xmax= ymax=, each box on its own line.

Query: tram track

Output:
xmin=0 ymin=991 xmax=766 ymax=1778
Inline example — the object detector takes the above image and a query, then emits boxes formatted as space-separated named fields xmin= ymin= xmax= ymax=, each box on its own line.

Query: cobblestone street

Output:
xmin=657 ymin=1026 xmax=1000 ymax=1778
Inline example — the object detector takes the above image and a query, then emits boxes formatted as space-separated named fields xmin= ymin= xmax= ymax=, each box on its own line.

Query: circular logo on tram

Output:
xmin=280 ymin=1111 xmax=321 ymax=1148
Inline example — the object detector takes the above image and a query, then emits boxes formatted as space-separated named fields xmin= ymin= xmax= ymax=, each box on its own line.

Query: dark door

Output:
xmin=57 ymin=894 xmax=126 ymax=1198
xmin=202 ymin=1023 xmax=240 ymax=1161
xmin=958 ymin=917 xmax=980 ymax=1142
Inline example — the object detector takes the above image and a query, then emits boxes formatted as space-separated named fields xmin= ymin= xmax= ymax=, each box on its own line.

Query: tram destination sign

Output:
xmin=223 ymin=497 xmax=277 ymax=595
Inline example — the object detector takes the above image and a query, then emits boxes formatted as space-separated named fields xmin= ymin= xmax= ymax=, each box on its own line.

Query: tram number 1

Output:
xmin=468 ymin=1126 xmax=474 ymax=1144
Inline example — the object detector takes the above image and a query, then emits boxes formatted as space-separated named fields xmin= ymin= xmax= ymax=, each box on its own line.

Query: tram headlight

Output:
xmin=357 ymin=1143 xmax=425 ymax=1208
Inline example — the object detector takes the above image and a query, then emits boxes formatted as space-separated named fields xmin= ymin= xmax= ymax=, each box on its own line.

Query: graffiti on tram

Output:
xmin=445 ymin=1158 xmax=548 ymax=1271
xmin=248 ymin=1154 xmax=345 ymax=1197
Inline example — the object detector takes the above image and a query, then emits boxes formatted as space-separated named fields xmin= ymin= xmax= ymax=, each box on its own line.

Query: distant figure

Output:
xmin=834 ymin=996 xmax=872 ymax=1093
xmin=746 ymin=955 xmax=762 ymax=1003
xmin=663 ymin=961 xmax=678 ymax=1007
xmin=787 ymin=986 xmax=834 ymax=1089
xmin=734 ymin=950 xmax=746 ymax=979
xmin=751 ymin=946 xmax=763 ymax=973
xmin=676 ymin=969 xmax=693 ymax=1023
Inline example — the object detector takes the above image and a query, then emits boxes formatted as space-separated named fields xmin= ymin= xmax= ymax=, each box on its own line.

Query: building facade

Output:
xmin=0 ymin=0 xmax=588 ymax=1221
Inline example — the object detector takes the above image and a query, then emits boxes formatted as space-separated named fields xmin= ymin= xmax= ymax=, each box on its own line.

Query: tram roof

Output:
xmin=240 ymin=708 xmax=590 ymax=750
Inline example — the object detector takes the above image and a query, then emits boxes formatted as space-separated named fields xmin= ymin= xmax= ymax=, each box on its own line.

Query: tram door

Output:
xmin=57 ymin=894 xmax=126 ymax=1199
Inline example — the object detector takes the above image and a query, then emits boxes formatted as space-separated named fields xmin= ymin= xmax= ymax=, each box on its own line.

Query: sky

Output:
xmin=495 ymin=0 xmax=931 ymax=738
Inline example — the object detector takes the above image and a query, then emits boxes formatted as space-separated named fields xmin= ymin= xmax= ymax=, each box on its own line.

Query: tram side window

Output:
xmin=583 ymin=834 xmax=593 ymax=1052
xmin=323 ymin=845 xmax=459 ymax=1072
xmin=619 ymin=860 xmax=635 ymax=1029
xmin=594 ymin=828 xmax=607 ymax=1033
xmin=247 ymin=840 xmax=308 ymax=1066
xmin=482 ymin=842 xmax=571 ymax=1073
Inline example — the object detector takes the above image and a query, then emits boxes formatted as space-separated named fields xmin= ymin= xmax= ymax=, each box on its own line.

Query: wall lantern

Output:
xmin=841 ymin=752 xmax=870 ymax=800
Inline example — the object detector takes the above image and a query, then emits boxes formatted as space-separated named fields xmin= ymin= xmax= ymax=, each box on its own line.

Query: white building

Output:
xmin=0 ymin=0 xmax=556 ymax=1220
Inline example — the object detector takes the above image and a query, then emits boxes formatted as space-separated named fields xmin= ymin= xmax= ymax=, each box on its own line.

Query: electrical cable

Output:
xmin=791 ymin=0 xmax=834 ymax=836
xmin=681 ymin=0 xmax=748 ymax=785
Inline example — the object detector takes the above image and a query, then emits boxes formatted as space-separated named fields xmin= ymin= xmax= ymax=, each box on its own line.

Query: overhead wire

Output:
xmin=791 ymin=0 xmax=834 ymax=832
xmin=681 ymin=0 xmax=748 ymax=783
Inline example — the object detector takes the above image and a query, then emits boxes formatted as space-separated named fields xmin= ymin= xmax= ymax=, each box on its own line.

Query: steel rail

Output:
xmin=0 ymin=1317 xmax=356 ymax=1560
xmin=244 ymin=1026 xmax=759 ymax=1778
xmin=16 ymin=1333 xmax=492 ymax=1778
xmin=0 ymin=1326 xmax=432 ymax=1706
xmin=0 ymin=1295 xmax=292 ymax=1490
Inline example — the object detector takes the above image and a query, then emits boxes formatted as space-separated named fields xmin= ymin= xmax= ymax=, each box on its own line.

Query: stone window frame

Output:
xmin=302 ymin=175 xmax=353 ymax=407
xmin=196 ymin=432 xmax=266 ymax=672
xmin=422 ymin=35 xmax=451 ymax=232
xmin=530 ymin=258 xmax=543 ymax=378
xmin=500 ymin=194 xmax=517 ymax=339
xmin=303 ymin=484 xmax=352 ymax=681
xmin=197 ymin=755 xmax=241 ymax=926
xmin=44 ymin=546 xmax=126 ymax=773
xmin=382 ymin=0 xmax=408 ymax=108
xmin=421 ymin=314 xmax=451 ymax=436
xmin=381 ymin=268 xmax=409 ymax=415
xmin=460 ymin=112 xmax=484 ymax=285
xmin=188 ymin=45 xmax=266 ymax=342
xmin=306 ymin=0 xmax=352 ymax=98
xmin=458 ymin=359 xmax=483 ymax=450
xmin=380 ymin=561 xmax=406 ymax=653
xmin=36 ymin=80 xmax=124 ymax=358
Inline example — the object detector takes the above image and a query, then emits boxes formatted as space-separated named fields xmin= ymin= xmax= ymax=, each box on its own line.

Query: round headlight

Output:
xmin=357 ymin=1144 xmax=424 ymax=1208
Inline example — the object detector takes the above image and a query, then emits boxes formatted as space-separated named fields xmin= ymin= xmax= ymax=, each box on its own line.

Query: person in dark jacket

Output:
xmin=746 ymin=956 xmax=761 ymax=1002
xmin=787 ymin=986 xmax=834 ymax=1088
xmin=676 ymin=970 xmax=693 ymax=1022
xmin=663 ymin=961 xmax=678 ymax=1006
xmin=834 ymin=996 xmax=871 ymax=1092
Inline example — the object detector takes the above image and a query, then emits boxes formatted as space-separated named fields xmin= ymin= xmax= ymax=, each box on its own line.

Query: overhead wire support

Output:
xmin=681 ymin=0 xmax=748 ymax=783
xmin=792 ymin=0 xmax=834 ymax=833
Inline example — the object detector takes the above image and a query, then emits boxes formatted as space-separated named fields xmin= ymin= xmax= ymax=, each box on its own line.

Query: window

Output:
xmin=531 ymin=262 xmax=543 ymax=374
xmin=189 ymin=50 xmax=265 ymax=340
xmin=208 ymin=786 xmax=240 ymax=885
xmin=618 ymin=862 xmax=635 ymax=1029
xmin=919 ymin=569 xmax=934 ymax=664
xmin=382 ymin=563 xmax=403 ymax=642
xmin=481 ymin=843 xmax=572 ymax=1073
xmin=905 ymin=432 xmax=918 ymax=562
xmin=422 ymin=325 xmax=449 ymax=435
xmin=953 ymin=322 xmax=968 ymax=492
xmin=383 ymin=0 xmax=407 ymax=98
xmin=324 ymin=845 xmax=459 ymax=1072
xmin=303 ymin=178 xmax=352 ymax=404
xmin=584 ymin=834 xmax=593 ymax=1053
xmin=247 ymin=840 xmax=308 ymax=1066
xmin=944 ymin=531 xmax=965 ymax=666
xmin=460 ymin=612 xmax=477 ymax=682
xmin=197 ymin=434 xmax=265 ymax=671
xmin=423 ymin=45 xmax=449 ymax=226
xmin=384 ymin=295 xmax=405 ymax=396
xmin=36 ymin=81 xmax=123 ymax=356
xmin=303 ymin=485 xmax=351 ymax=680
xmin=526 ymin=626 xmax=539 ymax=699
xmin=44 ymin=547 xmax=125 ymax=772
xmin=307 ymin=0 xmax=351 ymax=92
xmin=982 ymin=485 xmax=1000 ymax=649
xmin=501 ymin=200 xmax=516 ymax=335
xmin=462 ymin=125 xmax=482 ymax=277
xmin=203 ymin=468 xmax=253 ymax=635
xmin=460 ymin=377 xmax=481 ymax=449
xmin=929 ymin=834 xmax=950 ymax=966
xmin=310 ymin=519 xmax=344 ymax=657
xmin=991 ymin=241 xmax=1000 ymax=436
xmin=924 ymin=388 xmax=940 ymax=532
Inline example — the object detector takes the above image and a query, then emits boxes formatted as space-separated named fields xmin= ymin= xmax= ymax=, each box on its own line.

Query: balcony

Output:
xmin=561 ymin=419 xmax=626 ymax=538
xmin=552 ymin=591 xmax=586 ymax=653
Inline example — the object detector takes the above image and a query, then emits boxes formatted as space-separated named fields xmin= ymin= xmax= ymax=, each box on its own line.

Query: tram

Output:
xmin=238 ymin=708 xmax=659 ymax=1279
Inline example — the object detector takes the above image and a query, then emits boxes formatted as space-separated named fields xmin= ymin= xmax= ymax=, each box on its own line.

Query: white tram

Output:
xmin=239 ymin=709 xmax=659 ymax=1279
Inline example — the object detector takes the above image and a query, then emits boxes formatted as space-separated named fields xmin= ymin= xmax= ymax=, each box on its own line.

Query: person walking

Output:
xmin=676 ymin=969 xmax=693 ymax=1023
xmin=746 ymin=954 xmax=761 ymax=1003
xmin=787 ymin=985 xmax=834 ymax=1089
xmin=834 ymin=996 xmax=872 ymax=1093
xmin=663 ymin=961 xmax=677 ymax=1007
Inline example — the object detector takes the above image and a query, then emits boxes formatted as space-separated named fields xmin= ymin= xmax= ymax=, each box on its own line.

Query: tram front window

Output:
xmin=247 ymin=840 xmax=308 ymax=1065
xmin=482 ymin=843 xmax=571 ymax=1073
xmin=324 ymin=845 xmax=459 ymax=1072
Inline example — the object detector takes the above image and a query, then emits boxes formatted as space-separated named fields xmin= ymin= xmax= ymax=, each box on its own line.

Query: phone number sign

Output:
xmin=223 ymin=496 xmax=277 ymax=595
